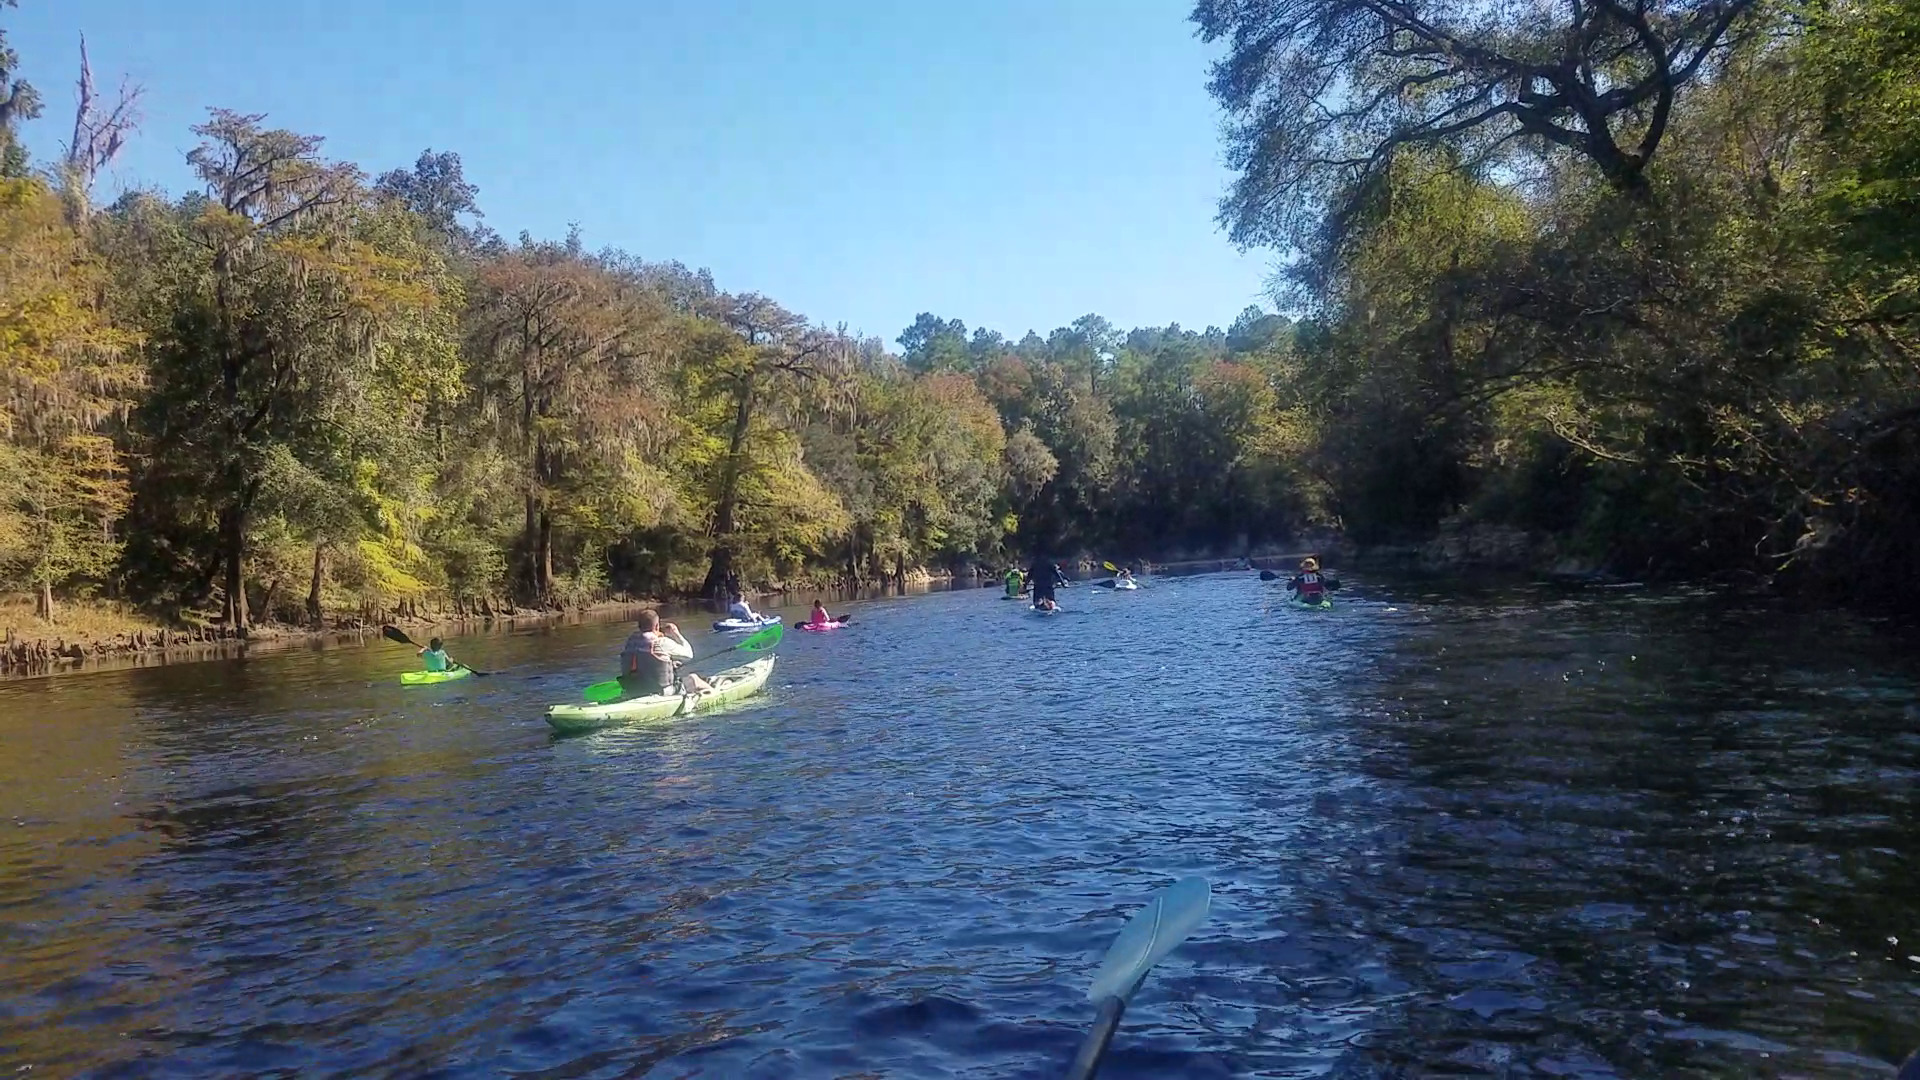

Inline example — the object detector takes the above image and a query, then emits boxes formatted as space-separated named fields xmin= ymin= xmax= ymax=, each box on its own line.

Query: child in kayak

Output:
xmin=1289 ymin=557 xmax=1330 ymax=603
xmin=620 ymin=611 xmax=711 ymax=697
xmin=419 ymin=637 xmax=450 ymax=672
xmin=727 ymin=592 xmax=761 ymax=622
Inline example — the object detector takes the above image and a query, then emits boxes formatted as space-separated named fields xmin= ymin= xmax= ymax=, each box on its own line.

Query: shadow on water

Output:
xmin=1 ymin=574 xmax=1916 ymax=1077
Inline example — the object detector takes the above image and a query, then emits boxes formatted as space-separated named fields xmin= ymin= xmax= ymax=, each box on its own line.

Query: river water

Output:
xmin=2 ymin=574 xmax=1916 ymax=1078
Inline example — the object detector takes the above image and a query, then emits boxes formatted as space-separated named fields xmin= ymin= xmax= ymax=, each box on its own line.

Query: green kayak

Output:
xmin=545 ymin=656 xmax=776 ymax=735
xmin=401 ymin=667 xmax=472 ymax=685
xmin=1290 ymin=595 xmax=1333 ymax=611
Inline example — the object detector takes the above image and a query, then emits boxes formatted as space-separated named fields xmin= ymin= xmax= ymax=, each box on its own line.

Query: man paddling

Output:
xmin=620 ymin=611 xmax=711 ymax=697
xmin=727 ymin=591 xmax=765 ymax=623
xmin=1026 ymin=555 xmax=1061 ymax=607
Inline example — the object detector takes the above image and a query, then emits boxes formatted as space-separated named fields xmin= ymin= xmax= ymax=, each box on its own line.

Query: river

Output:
xmin=2 ymin=573 xmax=1916 ymax=1077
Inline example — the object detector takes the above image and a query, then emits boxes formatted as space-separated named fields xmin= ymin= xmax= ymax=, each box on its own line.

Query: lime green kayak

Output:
xmin=545 ymin=656 xmax=776 ymax=734
xmin=401 ymin=667 xmax=471 ymax=685
xmin=1291 ymin=595 xmax=1333 ymax=611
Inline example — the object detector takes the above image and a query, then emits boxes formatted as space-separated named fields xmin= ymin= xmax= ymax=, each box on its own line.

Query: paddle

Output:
xmin=581 ymin=620 xmax=784 ymax=704
xmin=1064 ymin=876 xmax=1212 ymax=1080
xmin=381 ymin=625 xmax=490 ymax=676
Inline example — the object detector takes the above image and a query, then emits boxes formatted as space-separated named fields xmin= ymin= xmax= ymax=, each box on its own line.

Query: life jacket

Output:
xmin=623 ymin=630 xmax=675 ymax=690
xmin=1296 ymin=571 xmax=1326 ymax=596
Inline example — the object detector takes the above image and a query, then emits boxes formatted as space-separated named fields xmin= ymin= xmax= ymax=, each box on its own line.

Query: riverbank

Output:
xmin=0 ymin=597 xmax=669 ymax=681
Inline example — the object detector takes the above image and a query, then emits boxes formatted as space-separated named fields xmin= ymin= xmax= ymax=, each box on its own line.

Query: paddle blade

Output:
xmin=582 ymin=679 xmax=624 ymax=703
xmin=1103 ymin=561 xmax=1119 ymax=573
xmin=736 ymin=622 xmax=784 ymax=651
xmin=382 ymin=625 xmax=417 ymax=646
xmin=1087 ymin=877 xmax=1211 ymax=1004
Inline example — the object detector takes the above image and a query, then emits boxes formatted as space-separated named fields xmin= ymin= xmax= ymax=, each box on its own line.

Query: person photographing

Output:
xmin=619 ymin=610 xmax=711 ymax=698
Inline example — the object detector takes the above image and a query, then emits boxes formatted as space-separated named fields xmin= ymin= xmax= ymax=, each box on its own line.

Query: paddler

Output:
xmin=809 ymin=600 xmax=834 ymax=626
xmin=727 ymin=591 xmax=761 ymax=623
xmin=1117 ymin=568 xmax=1135 ymax=585
xmin=419 ymin=637 xmax=452 ymax=672
xmin=1288 ymin=557 xmax=1329 ymax=603
xmin=620 ymin=610 xmax=711 ymax=696
xmin=1025 ymin=555 xmax=1060 ymax=607
xmin=1004 ymin=566 xmax=1025 ymax=597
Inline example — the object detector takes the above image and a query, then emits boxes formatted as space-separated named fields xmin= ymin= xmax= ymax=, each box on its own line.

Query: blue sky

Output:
xmin=7 ymin=0 xmax=1274 ymax=344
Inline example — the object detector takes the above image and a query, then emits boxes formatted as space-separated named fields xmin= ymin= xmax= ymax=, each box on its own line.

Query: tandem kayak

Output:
xmin=545 ymin=656 xmax=777 ymax=734
xmin=401 ymin=667 xmax=471 ymax=685
xmin=713 ymin=615 xmax=782 ymax=634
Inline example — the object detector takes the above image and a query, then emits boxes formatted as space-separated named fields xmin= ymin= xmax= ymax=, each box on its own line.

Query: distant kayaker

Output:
xmin=1033 ymin=596 xmax=1059 ymax=613
xmin=1026 ymin=556 xmax=1060 ymax=606
xmin=809 ymin=600 xmax=833 ymax=626
xmin=1289 ymin=557 xmax=1329 ymax=603
xmin=1117 ymin=568 xmax=1134 ymax=585
xmin=1004 ymin=567 xmax=1024 ymax=597
xmin=620 ymin=610 xmax=711 ymax=696
xmin=727 ymin=592 xmax=760 ymax=622
xmin=419 ymin=637 xmax=451 ymax=672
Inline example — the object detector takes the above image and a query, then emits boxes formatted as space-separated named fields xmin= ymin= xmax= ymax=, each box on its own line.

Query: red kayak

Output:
xmin=799 ymin=619 xmax=848 ymax=632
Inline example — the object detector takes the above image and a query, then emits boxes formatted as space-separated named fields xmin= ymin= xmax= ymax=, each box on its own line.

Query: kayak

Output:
xmin=1112 ymin=580 xmax=1139 ymax=590
xmin=712 ymin=615 xmax=782 ymax=634
xmin=1291 ymin=595 xmax=1333 ymax=611
xmin=401 ymin=667 xmax=471 ymax=685
xmin=545 ymin=656 xmax=777 ymax=734
xmin=1030 ymin=605 xmax=1062 ymax=615
xmin=799 ymin=619 xmax=847 ymax=632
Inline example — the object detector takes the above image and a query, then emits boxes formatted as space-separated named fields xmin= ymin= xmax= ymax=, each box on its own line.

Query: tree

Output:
xmin=693 ymin=294 xmax=851 ymax=595
xmin=375 ymin=148 xmax=498 ymax=254
xmin=132 ymin=111 xmax=451 ymax=632
xmin=465 ymin=235 xmax=678 ymax=603
xmin=59 ymin=34 xmax=141 ymax=222
xmin=897 ymin=312 xmax=971 ymax=372
xmin=0 ymin=176 xmax=140 ymax=618
xmin=0 ymin=0 xmax=43 ymax=177
xmin=1194 ymin=0 xmax=1764 ymax=252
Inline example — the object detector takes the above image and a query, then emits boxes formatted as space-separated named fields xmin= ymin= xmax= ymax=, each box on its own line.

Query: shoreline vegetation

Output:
xmin=5 ymin=0 xmax=1919 ymax=673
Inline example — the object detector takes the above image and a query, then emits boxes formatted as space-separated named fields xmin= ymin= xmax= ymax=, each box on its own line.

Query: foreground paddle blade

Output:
xmin=582 ymin=679 xmax=624 ymax=703
xmin=382 ymin=625 xmax=416 ymax=646
xmin=1087 ymin=876 xmax=1211 ymax=1003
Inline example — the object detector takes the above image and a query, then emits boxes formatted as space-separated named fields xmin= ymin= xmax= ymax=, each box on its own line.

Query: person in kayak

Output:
xmin=620 ymin=611 xmax=711 ymax=696
xmin=727 ymin=592 xmax=761 ymax=622
xmin=1116 ymin=568 xmax=1134 ymax=585
xmin=419 ymin=637 xmax=452 ymax=672
xmin=1003 ymin=567 xmax=1025 ymax=597
xmin=1025 ymin=556 xmax=1060 ymax=606
xmin=808 ymin=600 xmax=836 ymax=626
xmin=1033 ymin=596 xmax=1059 ymax=613
xmin=1289 ymin=557 xmax=1329 ymax=603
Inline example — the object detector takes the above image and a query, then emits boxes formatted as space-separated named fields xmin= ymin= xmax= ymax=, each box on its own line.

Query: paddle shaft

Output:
xmin=1064 ymin=996 xmax=1127 ymax=1080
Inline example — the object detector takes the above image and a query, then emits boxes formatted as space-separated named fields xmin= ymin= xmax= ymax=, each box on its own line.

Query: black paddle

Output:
xmin=381 ymin=625 xmax=491 ymax=676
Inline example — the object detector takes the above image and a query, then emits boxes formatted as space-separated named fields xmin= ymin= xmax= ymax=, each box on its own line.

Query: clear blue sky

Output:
xmin=8 ymin=0 xmax=1274 ymax=344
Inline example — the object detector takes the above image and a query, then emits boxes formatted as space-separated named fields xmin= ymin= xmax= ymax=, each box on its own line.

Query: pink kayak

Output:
xmin=799 ymin=619 xmax=848 ymax=632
